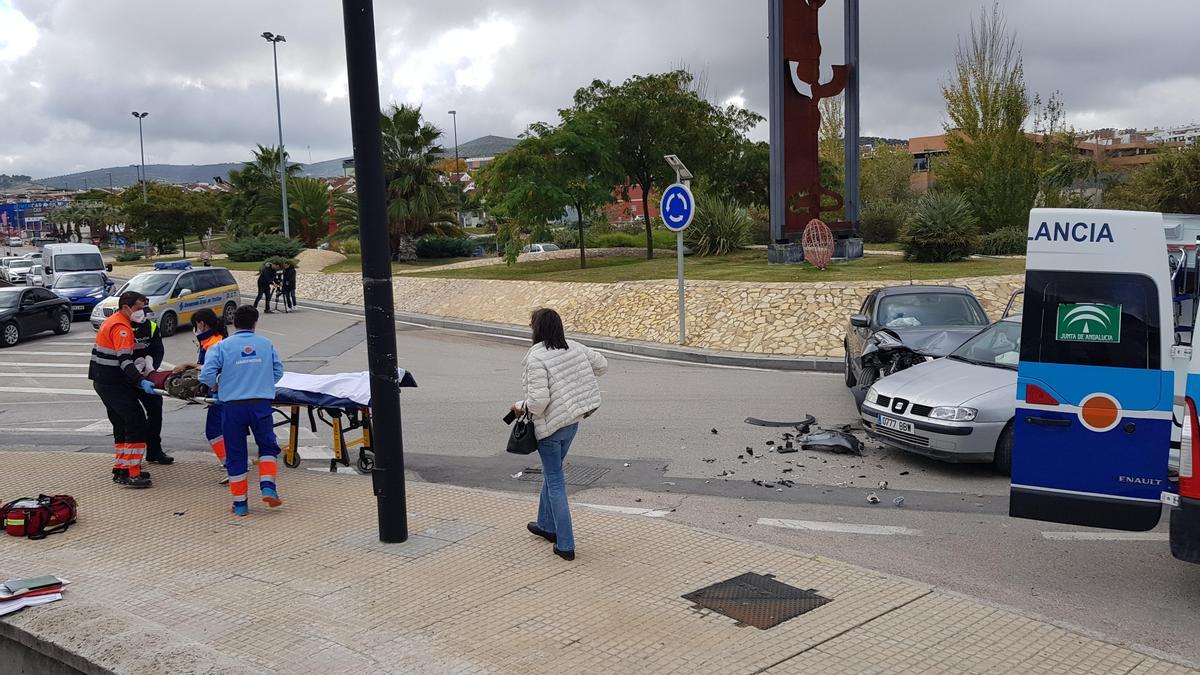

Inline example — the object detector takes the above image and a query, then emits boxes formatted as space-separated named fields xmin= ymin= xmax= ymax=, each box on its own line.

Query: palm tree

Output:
xmin=380 ymin=104 xmax=460 ymax=261
xmin=226 ymin=145 xmax=303 ymax=237
xmin=285 ymin=177 xmax=340 ymax=247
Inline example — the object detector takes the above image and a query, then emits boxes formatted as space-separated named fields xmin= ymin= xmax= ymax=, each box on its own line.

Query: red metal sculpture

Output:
xmin=801 ymin=218 xmax=834 ymax=269
xmin=783 ymin=0 xmax=848 ymax=239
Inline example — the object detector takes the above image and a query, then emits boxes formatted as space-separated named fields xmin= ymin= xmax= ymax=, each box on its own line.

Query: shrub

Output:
xmin=976 ymin=227 xmax=1028 ymax=256
xmin=415 ymin=235 xmax=473 ymax=259
xmin=592 ymin=232 xmax=642 ymax=248
xmin=859 ymin=200 xmax=908 ymax=243
xmin=899 ymin=191 xmax=978 ymax=262
xmin=336 ymin=239 xmax=361 ymax=255
xmin=266 ymin=255 xmax=297 ymax=267
xmin=223 ymin=235 xmax=303 ymax=262
xmin=554 ymin=227 xmax=580 ymax=250
xmin=747 ymin=206 xmax=772 ymax=245
xmin=159 ymin=242 xmax=179 ymax=255
xmin=116 ymin=251 xmax=142 ymax=262
xmin=684 ymin=196 xmax=751 ymax=256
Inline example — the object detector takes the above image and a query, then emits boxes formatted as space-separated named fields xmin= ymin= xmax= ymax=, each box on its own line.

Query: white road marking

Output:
xmin=576 ymin=503 xmax=672 ymax=518
xmin=0 ymin=372 xmax=87 ymax=378
xmin=0 ymin=351 xmax=90 ymax=357
xmin=0 ymin=362 xmax=88 ymax=368
xmin=0 ymin=386 xmax=94 ymax=396
xmin=757 ymin=517 xmax=924 ymax=536
xmin=75 ymin=419 xmax=113 ymax=432
xmin=1041 ymin=531 xmax=1170 ymax=541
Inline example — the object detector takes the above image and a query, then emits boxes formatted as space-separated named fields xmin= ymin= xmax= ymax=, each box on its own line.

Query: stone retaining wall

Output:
xmin=122 ymin=265 xmax=1022 ymax=356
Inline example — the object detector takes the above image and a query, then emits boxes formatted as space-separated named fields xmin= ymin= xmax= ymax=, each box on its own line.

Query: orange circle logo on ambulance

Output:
xmin=1078 ymin=393 xmax=1121 ymax=433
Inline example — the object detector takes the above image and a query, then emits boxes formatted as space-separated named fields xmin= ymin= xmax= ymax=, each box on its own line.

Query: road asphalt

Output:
xmin=0 ymin=304 xmax=1194 ymax=662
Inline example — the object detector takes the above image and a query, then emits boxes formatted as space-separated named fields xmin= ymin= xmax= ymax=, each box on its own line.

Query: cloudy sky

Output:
xmin=2 ymin=0 xmax=1197 ymax=179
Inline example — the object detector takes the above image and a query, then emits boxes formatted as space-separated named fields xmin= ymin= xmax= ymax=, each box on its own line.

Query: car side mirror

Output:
xmin=178 ymin=288 xmax=193 ymax=298
xmin=850 ymin=314 xmax=870 ymax=328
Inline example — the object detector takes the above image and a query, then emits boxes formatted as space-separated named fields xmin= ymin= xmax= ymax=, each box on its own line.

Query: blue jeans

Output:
xmin=536 ymin=423 xmax=579 ymax=551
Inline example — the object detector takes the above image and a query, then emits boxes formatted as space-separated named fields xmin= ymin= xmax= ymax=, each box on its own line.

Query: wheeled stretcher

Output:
xmin=159 ymin=369 xmax=417 ymax=474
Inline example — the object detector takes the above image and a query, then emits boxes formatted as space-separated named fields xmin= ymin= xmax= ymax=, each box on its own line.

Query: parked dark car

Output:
xmin=845 ymin=285 xmax=989 ymax=391
xmin=0 ymin=286 xmax=73 ymax=347
xmin=49 ymin=271 xmax=113 ymax=320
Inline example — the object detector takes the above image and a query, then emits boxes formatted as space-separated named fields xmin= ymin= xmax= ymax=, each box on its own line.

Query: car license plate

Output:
xmin=878 ymin=415 xmax=914 ymax=434
xmin=72 ymin=305 xmax=86 ymax=310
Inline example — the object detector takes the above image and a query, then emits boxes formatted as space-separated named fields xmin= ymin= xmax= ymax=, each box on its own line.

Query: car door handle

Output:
xmin=1025 ymin=416 xmax=1071 ymax=428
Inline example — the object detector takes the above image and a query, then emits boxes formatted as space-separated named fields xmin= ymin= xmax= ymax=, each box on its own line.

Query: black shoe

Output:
xmin=264 ymin=309 xmax=274 ymax=314
xmin=553 ymin=547 xmax=575 ymax=561
xmin=112 ymin=468 xmax=127 ymax=482
xmin=115 ymin=474 xmax=152 ymax=489
xmin=146 ymin=452 xmax=175 ymax=465
xmin=527 ymin=522 xmax=556 ymax=543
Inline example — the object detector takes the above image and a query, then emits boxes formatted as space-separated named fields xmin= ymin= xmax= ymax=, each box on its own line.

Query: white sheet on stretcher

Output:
xmin=275 ymin=369 xmax=411 ymax=408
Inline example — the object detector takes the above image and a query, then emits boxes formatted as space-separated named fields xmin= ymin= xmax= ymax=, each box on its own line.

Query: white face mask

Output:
xmin=130 ymin=310 xmax=146 ymax=324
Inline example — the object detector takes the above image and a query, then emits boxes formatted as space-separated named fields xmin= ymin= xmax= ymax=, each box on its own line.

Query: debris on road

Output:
xmin=623 ymin=463 xmax=631 ymax=467
xmin=866 ymin=492 xmax=881 ymax=504
xmin=899 ymin=471 xmax=910 ymax=476
xmin=744 ymin=415 xmax=815 ymax=432
xmin=800 ymin=429 xmax=864 ymax=456
xmin=510 ymin=472 xmax=523 ymax=479
xmin=893 ymin=496 xmax=905 ymax=507
xmin=711 ymin=428 xmax=719 ymax=435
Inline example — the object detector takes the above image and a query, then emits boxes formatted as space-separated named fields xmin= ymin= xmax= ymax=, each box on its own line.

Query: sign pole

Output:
xmin=661 ymin=156 xmax=696 ymax=347
xmin=676 ymin=168 xmax=687 ymax=345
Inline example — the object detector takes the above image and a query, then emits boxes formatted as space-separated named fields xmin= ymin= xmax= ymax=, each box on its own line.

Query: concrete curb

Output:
xmin=292 ymin=297 xmax=844 ymax=373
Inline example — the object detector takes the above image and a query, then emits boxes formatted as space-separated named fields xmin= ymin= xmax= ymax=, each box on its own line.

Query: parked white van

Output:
xmin=41 ymin=244 xmax=111 ymax=288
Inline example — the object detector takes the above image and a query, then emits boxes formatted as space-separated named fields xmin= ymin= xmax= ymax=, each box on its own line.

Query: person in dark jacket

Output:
xmin=281 ymin=260 xmax=297 ymax=311
xmin=131 ymin=311 xmax=172 ymax=465
xmin=254 ymin=262 xmax=277 ymax=313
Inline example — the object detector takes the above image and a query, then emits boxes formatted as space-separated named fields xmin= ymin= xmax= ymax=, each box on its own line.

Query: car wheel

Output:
xmin=159 ymin=311 xmax=179 ymax=337
xmin=993 ymin=421 xmax=1013 ymax=476
xmin=844 ymin=343 xmax=857 ymax=387
xmin=0 ymin=322 xmax=19 ymax=347
xmin=53 ymin=310 xmax=71 ymax=335
xmin=223 ymin=301 xmax=238 ymax=325
xmin=858 ymin=366 xmax=879 ymax=389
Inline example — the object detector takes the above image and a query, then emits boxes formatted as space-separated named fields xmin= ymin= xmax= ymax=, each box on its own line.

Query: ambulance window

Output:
xmin=1020 ymin=270 xmax=1160 ymax=370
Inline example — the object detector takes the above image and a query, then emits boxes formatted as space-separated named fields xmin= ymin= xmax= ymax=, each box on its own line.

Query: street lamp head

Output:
xmin=131 ymin=111 xmax=148 ymax=119
xmin=261 ymin=31 xmax=274 ymax=40
xmin=448 ymin=110 xmax=456 ymax=115
xmin=275 ymin=34 xmax=286 ymax=43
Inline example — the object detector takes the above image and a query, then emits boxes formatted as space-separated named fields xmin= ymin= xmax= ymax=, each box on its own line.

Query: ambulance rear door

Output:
xmin=1011 ymin=209 xmax=1173 ymax=531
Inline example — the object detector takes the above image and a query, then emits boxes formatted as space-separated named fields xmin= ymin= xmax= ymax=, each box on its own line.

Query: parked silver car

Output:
xmin=861 ymin=317 xmax=1021 ymax=473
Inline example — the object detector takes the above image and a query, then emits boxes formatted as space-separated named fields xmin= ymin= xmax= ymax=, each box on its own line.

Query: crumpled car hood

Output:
xmin=887 ymin=327 xmax=984 ymax=356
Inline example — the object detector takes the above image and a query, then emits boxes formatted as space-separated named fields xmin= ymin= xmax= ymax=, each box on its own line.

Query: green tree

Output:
xmin=1106 ymin=145 xmax=1200 ymax=213
xmin=119 ymin=183 xmax=219 ymax=254
xmin=278 ymin=177 xmax=342 ymax=247
xmin=862 ymin=143 xmax=914 ymax=207
xmin=480 ymin=111 xmax=619 ymax=268
xmin=571 ymin=70 xmax=760 ymax=258
xmin=45 ymin=192 xmax=124 ymax=245
xmin=225 ymin=144 xmax=302 ymax=237
xmin=380 ymin=104 xmax=460 ymax=261
xmin=938 ymin=3 xmax=1037 ymax=232
xmin=720 ymin=140 xmax=770 ymax=207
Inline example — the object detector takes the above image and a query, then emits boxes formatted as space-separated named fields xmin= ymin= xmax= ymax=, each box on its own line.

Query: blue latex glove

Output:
xmin=139 ymin=380 xmax=158 ymax=395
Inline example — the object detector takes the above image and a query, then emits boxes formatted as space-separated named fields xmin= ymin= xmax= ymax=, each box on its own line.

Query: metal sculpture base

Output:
xmin=768 ymin=237 xmax=864 ymax=265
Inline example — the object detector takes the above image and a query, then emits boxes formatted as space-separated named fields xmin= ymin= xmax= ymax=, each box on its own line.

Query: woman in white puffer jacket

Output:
xmin=512 ymin=308 xmax=607 ymax=561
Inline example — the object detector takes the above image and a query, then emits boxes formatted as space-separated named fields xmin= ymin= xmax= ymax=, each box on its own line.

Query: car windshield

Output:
xmin=0 ymin=291 xmax=19 ymax=309
xmin=540 ymin=244 xmax=560 ymax=251
xmin=8 ymin=260 xmax=32 ymax=269
xmin=950 ymin=320 xmax=1022 ymax=369
xmin=53 ymin=253 xmax=104 ymax=272
xmin=55 ymin=273 xmax=105 ymax=289
xmin=876 ymin=293 xmax=988 ymax=328
xmin=122 ymin=273 xmax=176 ymax=297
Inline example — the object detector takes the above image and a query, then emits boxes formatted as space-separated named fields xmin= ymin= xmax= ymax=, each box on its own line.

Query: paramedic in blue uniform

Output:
xmin=198 ymin=305 xmax=285 ymax=516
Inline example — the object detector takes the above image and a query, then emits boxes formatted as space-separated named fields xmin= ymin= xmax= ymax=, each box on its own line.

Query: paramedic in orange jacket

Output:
xmin=89 ymin=291 xmax=159 ymax=489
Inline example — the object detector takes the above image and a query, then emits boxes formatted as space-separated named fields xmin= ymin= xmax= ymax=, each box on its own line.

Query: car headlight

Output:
xmin=865 ymin=385 xmax=879 ymax=404
xmin=88 ymin=291 xmax=104 ymax=298
xmin=929 ymin=406 xmax=978 ymax=421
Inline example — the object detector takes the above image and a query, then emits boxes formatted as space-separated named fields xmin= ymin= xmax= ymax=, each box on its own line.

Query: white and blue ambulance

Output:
xmin=1012 ymin=208 xmax=1200 ymax=564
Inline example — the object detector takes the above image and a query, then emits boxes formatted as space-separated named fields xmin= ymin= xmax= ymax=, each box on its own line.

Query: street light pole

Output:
xmin=131 ymin=111 xmax=149 ymax=204
xmin=341 ymin=0 xmax=408 ymax=543
xmin=448 ymin=109 xmax=462 ymax=227
xmin=262 ymin=31 xmax=290 ymax=239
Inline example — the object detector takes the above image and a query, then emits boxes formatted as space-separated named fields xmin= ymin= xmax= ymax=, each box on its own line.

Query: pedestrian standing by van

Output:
xmin=199 ymin=305 xmax=284 ymax=516
xmin=512 ymin=308 xmax=607 ymax=561
xmin=253 ymin=262 xmax=276 ymax=313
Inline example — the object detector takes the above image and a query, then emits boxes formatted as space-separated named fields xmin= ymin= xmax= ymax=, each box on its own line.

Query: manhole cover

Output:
xmin=518 ymin=464 xmax=609 ymax=487
xmin=682 ymin=573 xmax=831 ymax=629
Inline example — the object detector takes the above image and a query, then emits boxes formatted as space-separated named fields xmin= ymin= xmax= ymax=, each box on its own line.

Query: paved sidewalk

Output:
xmin=0 ymin=452 xmax=1193 ymax=674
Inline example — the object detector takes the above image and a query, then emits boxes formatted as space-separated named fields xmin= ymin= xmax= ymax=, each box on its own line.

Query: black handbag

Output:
xmin=506 ymin=413 xmax=539 ymax=455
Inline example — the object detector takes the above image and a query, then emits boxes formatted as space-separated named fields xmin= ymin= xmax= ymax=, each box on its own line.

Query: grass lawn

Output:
xmin=110 ymin=257 xmax=269 ymax=272
xmin=410 ymin=250 xmax=1025 ymax=283
xmin=321 ymin=255 xmax=473 ymax=274
xmin=864 ymin=242 xmax=903 ymax=251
